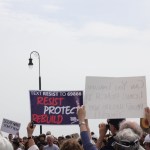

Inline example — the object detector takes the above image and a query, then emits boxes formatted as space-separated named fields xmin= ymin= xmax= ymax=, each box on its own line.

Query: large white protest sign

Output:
xmin=1 ymin=118 xmax=21 ymax=135
xmin=84 ymin=76 xmax=147 ymax=119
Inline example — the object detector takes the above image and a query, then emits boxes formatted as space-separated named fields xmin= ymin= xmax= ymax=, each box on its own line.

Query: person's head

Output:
xmin=60 ymin=139 xmax=82 ymax=150
xmin=39 ymin=134 xmax=46 ymax=142
xmin=22 ymin=136 xmax=28 ymax=145
xmin=65 ymin=135 xmax=72 ymax=139
xmin=58 ymin=136 xmax=65 ymax=145
xmin=8 ymin=133 xmax=13 ymax=142
xmin=46 ymin=135 xmax=54 ymax=146
xmin=0 ymin=132 xmax=13 ymax=150
xmin=119 ymin=120 xmax=143 ymax=138
xmin=46 ymin=131 xmax=51 ymax=136
xmin=53 ymin=140 xmax=60 ymax=147
xmin=107 ymin=118 xmax=125 ymax=135
xmin=77 ymin=138 xmax=82 ymax=146
xmin=143 ymin=134 xmax=150 ymax=150
xmin=12 ymin=138 xmax=20 ymax=150
xmin=113 ymin=128 xmax=140 ymax=150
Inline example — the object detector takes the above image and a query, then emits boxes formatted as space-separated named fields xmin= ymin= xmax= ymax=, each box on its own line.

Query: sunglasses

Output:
xmin=112 ymin=139 xmax=139 ymax=148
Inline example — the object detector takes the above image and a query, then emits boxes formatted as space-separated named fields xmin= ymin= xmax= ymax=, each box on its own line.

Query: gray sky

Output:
xmin=0 ymin=0 xmax=150 ymax=138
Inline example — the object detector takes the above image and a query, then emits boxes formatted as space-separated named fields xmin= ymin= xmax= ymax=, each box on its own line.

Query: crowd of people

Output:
xmin=1 ymin=106 xmax=150 ymax=150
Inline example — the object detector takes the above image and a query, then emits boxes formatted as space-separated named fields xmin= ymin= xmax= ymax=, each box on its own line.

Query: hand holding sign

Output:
xmin=27 ymin=121 xmax=36 ymax=138
xmin=77 ymin=105 xmax=86 ymax=123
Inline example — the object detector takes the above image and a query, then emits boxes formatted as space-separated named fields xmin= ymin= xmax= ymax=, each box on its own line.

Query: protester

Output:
xmin=112 ymin=128 xmax=143 ymax=150
xmin=23 ymin=136 xmax=28 ymax=147
xmin=12 ymin=137 xmax=23 ymax=150
xmin=8 ymin=133 xmax=13 ymax=143
xmin=37 ymin=133 xmax=47 ymax=150
xmin=145 ymin=107 xmax=150 ymax=126
xmin=96 ymin=118 xmax=125 ymax=149
xmin=77 ymin=105 xmax=97 ymax=150
xmin=0 ymin=132 xmax=13 ymax=150
xmin=58 ymin=136 xmax=65 ymax=147
xmin=143 ymin=134 xmax=150 ymax=150
xmin=26 ymin=122 xmax=39 ymax=150
xmin=4 ymin=106 xmax=150 ymax=150
xmin=43 ymin=135 xmax=60 ymax=150
xmin=46 ymin=131 xmax=51 ymax=136
xmin=144 ymin=107 xmax=150 ymax=150
xmin=53 ymin=139 xmax=60 ymax=148
xmin=60 ymin=138 xmax=83 ymax=150
xmin=119 ymin=120 xmax=143 ymax=138
xmin=77 ymin=105 xmax=149 ymax=150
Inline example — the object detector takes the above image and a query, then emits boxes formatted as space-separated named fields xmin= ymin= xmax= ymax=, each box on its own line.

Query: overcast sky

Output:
xmin=0 ymin=0 xmax=150 ymax=138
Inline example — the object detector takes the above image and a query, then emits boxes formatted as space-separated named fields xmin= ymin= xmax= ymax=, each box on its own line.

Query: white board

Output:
xmin=84 ymin=76 xmax=147 ymax=119
xmin=1 ymin=118 xmax=21 ymax=135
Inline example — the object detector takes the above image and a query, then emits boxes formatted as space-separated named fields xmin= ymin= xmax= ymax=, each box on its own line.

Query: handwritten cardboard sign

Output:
xmin=29 ymin=90 xmax=83 ymax=125
xmin=84 ymin=76 xmax=147 ymax=119
xmin=1 ymin=118 xmax=21 ymax=135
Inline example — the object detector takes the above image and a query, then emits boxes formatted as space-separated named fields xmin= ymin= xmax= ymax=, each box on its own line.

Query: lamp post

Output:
xmin=28 ymin=51 xmax=42 ymax=134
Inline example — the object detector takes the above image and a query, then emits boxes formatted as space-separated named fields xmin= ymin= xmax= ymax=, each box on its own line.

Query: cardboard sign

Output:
xmin=29 ymin=90 xmax=83 ymax=125
xmin=84 ymin=76 xmax=147 ymax=119
xmin=1 ymin=118 xmax=21 ymax=135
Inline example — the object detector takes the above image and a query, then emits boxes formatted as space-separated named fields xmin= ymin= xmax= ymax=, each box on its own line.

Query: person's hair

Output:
xmin=113 ymin=128 xmax=140 ymax=150
xmin=53 ymin=140 xmax=60 ymax=147
xmin=77 ymin=138 xmax=82 ymax=146
xmin=107 ymin=118 xmax=125 ymax=130
xmin=46 ymin=135 xmax=54 ymax=140
xmin=12 ymin=137 xmax=20 ymax=147
xmin=0 ymin=132 xmax=13 ymax=150
xmin=65 ymin=135 xmax=71 ymax=139
xmin=58 ymin=136 xmax=65 ymax=140
xmin=119 ymin=120 xmax=143 ymax=138
xmin=39 ymin=134 xmax=46 ymax=139
xmin=60 ymin=139 xmax=83 ymax=150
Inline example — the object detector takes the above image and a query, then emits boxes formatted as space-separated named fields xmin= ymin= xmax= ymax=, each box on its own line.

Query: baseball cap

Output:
xmin=143 ymin=134 xmax=150 ymax=144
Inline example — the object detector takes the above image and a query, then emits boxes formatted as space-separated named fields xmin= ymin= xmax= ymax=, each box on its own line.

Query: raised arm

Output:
xmin=77 ymin=105 xmax=97 ymax=150
xmin=144 ymin=107 xmax=150 ymax=126
xmin=96 ymin=123 xmax=107 ymax=149
xmin=27 ymin=122 xmax=39 ymax=150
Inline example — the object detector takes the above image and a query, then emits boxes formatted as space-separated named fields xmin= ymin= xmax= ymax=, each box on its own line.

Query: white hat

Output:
xmin=143 ymin=134 xmax=150 ymax=144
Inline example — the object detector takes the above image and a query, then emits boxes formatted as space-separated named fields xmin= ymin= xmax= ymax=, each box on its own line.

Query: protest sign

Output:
xmin=84 ymin=76 xmax=147 ymax=119
xmin=1 ymin=118 xmax=21 ymax=135
xmin=29 ymin=90 xmax=83 ymax=125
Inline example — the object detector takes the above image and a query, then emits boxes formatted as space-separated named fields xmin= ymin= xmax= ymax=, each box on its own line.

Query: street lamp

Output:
xmin=28 ymin=51 xmax=42 ymax=134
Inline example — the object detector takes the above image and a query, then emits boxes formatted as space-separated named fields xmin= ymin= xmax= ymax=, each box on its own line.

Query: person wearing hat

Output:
xmin=46 ymin=131 xmax=51 ymax=136
xmin=112 ymin=128 xmax=144 ymax=150
xmin=96 ymin=118 xmax=125 ymax=150
xmin=143 ymin=134 xmax=150 ymax=150
xmin=77 ymin=105 xmax=146 ymax=150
